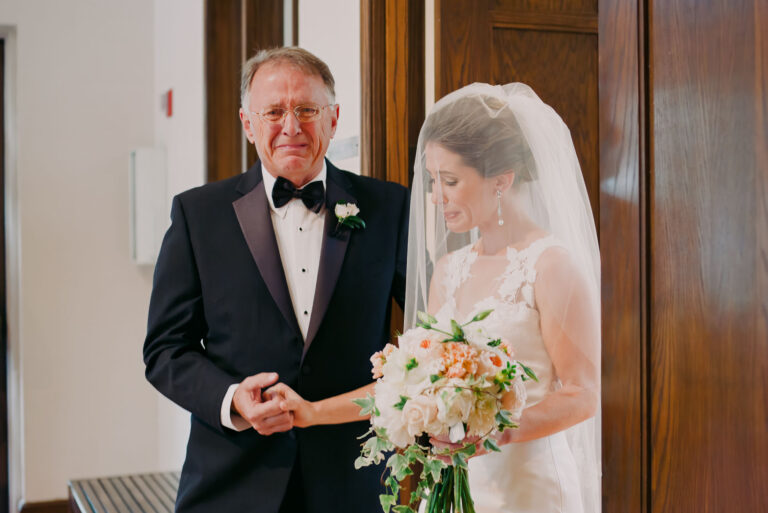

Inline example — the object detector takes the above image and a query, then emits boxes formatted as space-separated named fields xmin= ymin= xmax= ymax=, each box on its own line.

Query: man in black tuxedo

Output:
xmin=143 ymin=47 xmax=408 ymax=512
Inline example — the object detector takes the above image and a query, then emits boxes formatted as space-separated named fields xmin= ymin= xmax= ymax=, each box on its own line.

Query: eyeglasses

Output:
xmin=249 ymin=104 xmax=335 ymax=124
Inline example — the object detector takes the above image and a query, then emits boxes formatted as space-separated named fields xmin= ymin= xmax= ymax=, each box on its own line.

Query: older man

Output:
xmin=143 ymin=47 xmax=408 ymax=512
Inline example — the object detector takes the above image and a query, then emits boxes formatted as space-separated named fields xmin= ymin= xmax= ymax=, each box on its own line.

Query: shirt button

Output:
xmin=301 ymin=268 xmax=306 ymax=273
xmin=303 ymin=310 xmax=308 ymax=315
xmin=299 ymin=227 xmax=303 ymax=232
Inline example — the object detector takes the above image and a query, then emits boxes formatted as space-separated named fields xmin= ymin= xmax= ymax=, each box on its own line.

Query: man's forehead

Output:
xmin=250 ymin=62 xmax=328 ymax=102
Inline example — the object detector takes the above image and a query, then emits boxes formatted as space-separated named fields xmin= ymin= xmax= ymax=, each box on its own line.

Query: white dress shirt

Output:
xmin=221 ymin=163 xmax=327 ymax=431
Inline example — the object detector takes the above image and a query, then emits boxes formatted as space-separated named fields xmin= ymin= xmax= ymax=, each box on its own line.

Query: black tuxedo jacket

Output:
xmin=143 ymin=160 xmax=408 ymax=512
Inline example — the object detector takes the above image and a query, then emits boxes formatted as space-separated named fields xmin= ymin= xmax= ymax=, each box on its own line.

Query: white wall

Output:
xmin=0 ymin=0 xmax=205 ymax=506
xmin=152 ymin=0 xmax=204 ymax=471
xmin=298 ymin=0 xmax=361 ymax=173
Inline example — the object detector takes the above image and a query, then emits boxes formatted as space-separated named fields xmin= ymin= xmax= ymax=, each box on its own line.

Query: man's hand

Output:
xmin=232 ymin=373 xmax=294 ymax=435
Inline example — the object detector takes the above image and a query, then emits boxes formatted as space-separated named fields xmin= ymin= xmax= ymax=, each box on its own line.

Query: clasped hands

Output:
xmin=231 ymin=372 xmax=313 ymax=435
xmin=430 ymin=430 xmax=509 ymax=463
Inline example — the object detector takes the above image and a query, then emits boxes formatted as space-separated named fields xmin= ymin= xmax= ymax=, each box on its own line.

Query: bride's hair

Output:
xmin=420 ymin=94 xmax=537 ymax=183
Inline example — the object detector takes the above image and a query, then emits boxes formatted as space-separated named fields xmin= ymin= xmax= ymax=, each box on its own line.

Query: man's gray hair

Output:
xmin=240 ymin=47 xmax=336 ymax=109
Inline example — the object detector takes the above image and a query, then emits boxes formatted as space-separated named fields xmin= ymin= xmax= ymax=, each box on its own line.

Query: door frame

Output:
xmin=0 ymin=26 xmax=22 ymax=513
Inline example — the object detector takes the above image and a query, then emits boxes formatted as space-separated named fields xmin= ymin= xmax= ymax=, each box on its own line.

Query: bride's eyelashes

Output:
xmin=429 ymin=177 xmax=458 ymax=187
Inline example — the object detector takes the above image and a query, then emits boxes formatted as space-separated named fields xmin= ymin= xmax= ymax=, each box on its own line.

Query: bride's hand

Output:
xmin=429 ymin=434 xmax=484 ymax=462
xmin=265 ymin=383 xmax=317 ymax=428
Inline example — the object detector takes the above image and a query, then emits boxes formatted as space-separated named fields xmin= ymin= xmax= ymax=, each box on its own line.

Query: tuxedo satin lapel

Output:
xmin=304 ymin=166 xmax=356 ymax=350
xmin=233 ymin=180 xmax=301 ymax=338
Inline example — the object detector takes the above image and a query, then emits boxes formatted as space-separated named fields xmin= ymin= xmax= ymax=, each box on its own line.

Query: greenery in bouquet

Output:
xmin=354 ymin=309 xmax=538 ymax=513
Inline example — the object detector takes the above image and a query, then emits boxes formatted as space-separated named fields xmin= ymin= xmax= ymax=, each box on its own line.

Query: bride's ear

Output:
xmin=494 ymin=172 xmax=515 ymax=193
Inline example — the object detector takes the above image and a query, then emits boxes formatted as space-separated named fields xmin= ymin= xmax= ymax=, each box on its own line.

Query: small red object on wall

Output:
xmin=161 ymin=89 xmax=173 ymax=118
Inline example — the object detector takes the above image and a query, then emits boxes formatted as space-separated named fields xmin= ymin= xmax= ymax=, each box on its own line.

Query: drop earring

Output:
xmin=496 ymin=190 xmax=504 ymax=226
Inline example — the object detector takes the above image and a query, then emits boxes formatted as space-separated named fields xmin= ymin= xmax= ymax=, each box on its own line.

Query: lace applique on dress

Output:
xmin=442 ymin=245 xmax=478 ymax=313
xmin=497 ymin=235 xmax=560 ymax=309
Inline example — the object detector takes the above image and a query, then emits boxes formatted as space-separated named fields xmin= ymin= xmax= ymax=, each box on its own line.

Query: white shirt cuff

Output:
xmin=221 ymin=383 xmax=251 ymax=431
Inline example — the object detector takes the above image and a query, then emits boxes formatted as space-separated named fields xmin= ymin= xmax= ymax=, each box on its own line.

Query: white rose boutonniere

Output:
xmin=334 ymin=201 xmax=365 ymax=230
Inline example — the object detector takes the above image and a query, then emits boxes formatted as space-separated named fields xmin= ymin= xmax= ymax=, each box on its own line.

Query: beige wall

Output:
xmin=298 ymin=0 xmax=361 ymax=173
xmin=152 ymin=0 xmax=204 ymax=472
xmin=0 ymin=0 xmax=204 ymax=506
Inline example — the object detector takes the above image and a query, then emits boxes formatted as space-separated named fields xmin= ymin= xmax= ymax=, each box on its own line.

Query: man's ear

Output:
xmin=239 ymin=108 xmax=256 ymax=144
xmin=329 ymin=104 xmax=339 ymax=138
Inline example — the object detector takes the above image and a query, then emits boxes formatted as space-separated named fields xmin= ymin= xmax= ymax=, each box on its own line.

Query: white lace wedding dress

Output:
xmin=431 ymin=236 xmax=584 ymax=513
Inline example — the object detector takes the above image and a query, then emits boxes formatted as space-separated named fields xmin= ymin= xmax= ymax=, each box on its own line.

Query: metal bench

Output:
xmin=68 ymin=472 xmax=180 ymax=513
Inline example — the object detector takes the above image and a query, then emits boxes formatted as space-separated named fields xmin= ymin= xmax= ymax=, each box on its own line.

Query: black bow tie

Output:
xmin=271 ymin=176 xmax=325 ymax=212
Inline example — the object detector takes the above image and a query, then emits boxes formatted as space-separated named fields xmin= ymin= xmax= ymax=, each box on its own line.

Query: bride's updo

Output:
xmin=419 ymin=93 xmax=537 ymax=183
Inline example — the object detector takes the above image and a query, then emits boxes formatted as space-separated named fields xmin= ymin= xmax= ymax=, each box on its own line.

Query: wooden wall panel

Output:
xmin=598 ymin=1 xmax=646 ymax=512
xmin=385 ymin=0 xmax=412 ymax=187
xmin=243 ymin=0 xmax=284 ymax=169
xmin=491 ymin=0 xmax=597 ymax=14
xmin=205 ymin=0 xmax=243 ymax=183
xmin=650 ymin=1 xmax=768 ymax=511
xmin=361 ymin=0 xmax=423 ymax=186
xmin=360 ymin=0 xmax=386 ymax=181
xmin=491 ymin=27 xmax=599 ymax=224
xmin=205 ymin=0 xmax=284 ymax=183
xmin=434 ymin=0 xmax=491 ymax=98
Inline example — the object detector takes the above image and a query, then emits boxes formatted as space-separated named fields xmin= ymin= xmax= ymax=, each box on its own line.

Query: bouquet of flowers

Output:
xmin=354 ymin=309 xmax=537 ymax=513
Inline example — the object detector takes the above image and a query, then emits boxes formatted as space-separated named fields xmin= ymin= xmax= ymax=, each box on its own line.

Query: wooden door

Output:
xmin=648 ymin=1 xmax=768 ymax=510
xmin=435 ymin=2 xmax=645 ymax=512
xmin=436 ymin=0 xmax=600 ymax=222
xmin=205 ymin=0 xmax=286 ymax=182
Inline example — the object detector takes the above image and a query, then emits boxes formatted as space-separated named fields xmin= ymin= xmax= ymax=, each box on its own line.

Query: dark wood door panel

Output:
xmin=206 ymin=0 xmax=284 ymax=183
xmin=205 ymin=0 xmax=244 ymax=183
xmin=491 ymin=0 xmax=598 ymax=15
xmin=650 ymin=0 xmax=768 ymax=511
xmin=438 ymin=3 xmax=647 ymax=513
xmin=491 ymin=27 xmax=599 ymax=224
xmin=598 ymin=0 xmax=646 ymax=510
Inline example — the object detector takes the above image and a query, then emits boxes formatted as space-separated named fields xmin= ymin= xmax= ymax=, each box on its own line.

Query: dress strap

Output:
xmin=521 ymin=235 xmax=562 ymax=272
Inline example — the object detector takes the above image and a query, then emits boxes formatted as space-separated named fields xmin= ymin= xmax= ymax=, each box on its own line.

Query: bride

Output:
xmin=408 ymin=83 xmax=601 ymax=513
xmin=271 ymin=83 xmax=601 ymax=513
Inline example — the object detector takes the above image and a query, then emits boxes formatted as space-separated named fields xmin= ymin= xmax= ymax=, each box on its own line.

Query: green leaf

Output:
xmin=452 ymin=452 xmax=468 ymax=469
xmin=379 ymin=494 xmax=397 ymax=513
xmin=520 ymin=361 xmax=539 ymax=382
xmin=429 ymin=374 xmax=441 ymax=383
xmin=405 ymin=357 xmax=419 ymax=371
xmin=385 ymin=475 xmax=401 ymax=495
xmin=392 ymin=506 xmax=416 ymax=513
xmin=471 ymin=309 xmax=494 ymax=322
xmin=352 ymin=394 xmax=377 ymax=416
xmin=495 ymin=409 xmax=516 ymax=431
xmin=387 ymin=453 xmax=414 ymax=481
xmin=487 ymin=338 xmax=502 ymax=347
xmin=483 ymin=438 xmax=502 ymax=453
xmin=422 ymin=457 xmax=448 ymax=483
xmin=393 ymin=395 xmax=409 ymax=410
xmin=450 ymin=319 xmax=465 ymax=340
